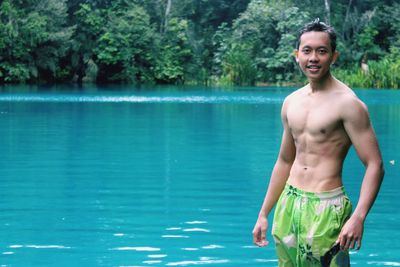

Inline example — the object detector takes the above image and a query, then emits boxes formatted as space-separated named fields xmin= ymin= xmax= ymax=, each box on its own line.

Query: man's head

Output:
xmin=297 ymin=18 xmax=337 ymax=52
xmin=295 ymin=19 xmax=339 ymax=82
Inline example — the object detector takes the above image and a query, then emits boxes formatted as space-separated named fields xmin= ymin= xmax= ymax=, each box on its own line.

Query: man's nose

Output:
xmin=309 ymin=51 xmax=319 ymax=62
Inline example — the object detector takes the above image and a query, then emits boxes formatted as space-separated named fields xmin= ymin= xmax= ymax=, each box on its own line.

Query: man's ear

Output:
xmin=294 ymin=50 xmax=299 ymax=63
xmin=332 ymin=51 xmax=339 ymax=64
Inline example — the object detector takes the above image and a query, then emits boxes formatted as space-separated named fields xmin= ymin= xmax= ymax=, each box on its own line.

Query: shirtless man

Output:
xmin=252 ymin=19 xmax=384 ymax=266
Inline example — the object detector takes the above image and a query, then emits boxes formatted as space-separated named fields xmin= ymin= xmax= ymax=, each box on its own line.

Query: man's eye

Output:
xmin=318 ymin=49 xmax=327 ymax=54
xmin=302 ymin=49 xmax=311 ymax=53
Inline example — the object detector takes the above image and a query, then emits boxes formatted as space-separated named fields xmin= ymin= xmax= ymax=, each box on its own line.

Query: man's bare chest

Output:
xmin=286 ymin=98 xmax=343 ymax=138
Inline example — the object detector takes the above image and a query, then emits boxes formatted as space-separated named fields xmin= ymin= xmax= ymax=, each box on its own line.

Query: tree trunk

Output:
xmin=77 ymin=54 xmax=85 ymax=85
xmin=324 ymin=0 xmax=331 ymax=24
xmin=342 ymin=0 xmax=353 ymax=40
xmin=163 ymin=0 xmax=172 ymax=34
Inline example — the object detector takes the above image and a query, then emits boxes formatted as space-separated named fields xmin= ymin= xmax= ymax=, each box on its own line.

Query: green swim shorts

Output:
xmin=272 ymin=184 xmax=352 ymax=267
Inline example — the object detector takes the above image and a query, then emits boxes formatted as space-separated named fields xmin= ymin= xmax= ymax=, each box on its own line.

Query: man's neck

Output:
xmin=308 ymin=72 xmax=335 ymax=93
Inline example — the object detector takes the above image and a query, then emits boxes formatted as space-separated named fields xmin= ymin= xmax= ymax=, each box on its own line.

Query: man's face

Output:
xmin=295 ymin=31 xmax=338 ymax=81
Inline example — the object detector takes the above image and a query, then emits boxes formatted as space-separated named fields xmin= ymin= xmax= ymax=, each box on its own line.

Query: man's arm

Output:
xmin=252 ymin=97 xmax=296 ymax=247
xmin=339 ymin=97 xmax=384 ymax=250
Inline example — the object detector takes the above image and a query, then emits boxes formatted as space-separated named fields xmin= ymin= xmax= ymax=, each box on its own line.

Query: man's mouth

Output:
xmin=306 ymin=65 xmax=321 ymax=70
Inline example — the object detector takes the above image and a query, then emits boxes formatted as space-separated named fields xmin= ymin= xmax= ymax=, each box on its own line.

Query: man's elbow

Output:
xmin=279 ymin=154 xmax=295 ymax=166
xmin=365 ymin=158 xmax=385 ymax=180
xmin=374 ymin=159 xmax=385 ymax=181
xmin=379 ymin=160 xmax=385 ymax=180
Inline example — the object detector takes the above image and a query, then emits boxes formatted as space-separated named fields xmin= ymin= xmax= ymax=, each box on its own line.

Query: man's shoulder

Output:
xmin=337 ymin=82 xmax=364 ymax=104
xmin=284 ymin=85 xmax=307 ymax=102
xmin=331 ymin=78 xmax=354 ymax=95
xmin=334 ymin=83 xmax=368 ymax=119
xmin=331 ymin=79 xmax=365 ymax=106
xmin=280 ymin=87 xmax=304 ymax=115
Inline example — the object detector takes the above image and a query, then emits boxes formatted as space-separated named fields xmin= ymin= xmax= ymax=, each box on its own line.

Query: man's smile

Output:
xmin=306 ymin=65 xmax=321 ymax=69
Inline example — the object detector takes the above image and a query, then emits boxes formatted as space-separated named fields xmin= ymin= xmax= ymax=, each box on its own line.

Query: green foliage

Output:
xmin=0 ymin=0 xmax=72 ymax=83
xmin=167 ymin=0 xmax=251 ymax=84
xmin=215 ymin=1 xmax=309 ymax=85
xmin=0 ymin=0 xmax=400 ymax=87
xmin=0 ymin=63 xmax=30 ymax=83
xmin=212 ymin=23 xmax=231 ymax=77
xmin=154 ymin=18 xmax=193 ymax=84
xmin=68 ymin=3 xmax=105 ymax=83
xmin=382 ymin=3 xmax=400 ymax=47
xmin=94 ymin=4 xmax=155 ymax=83
xmin=334 ymin=47 xmax=400 ymax=89
xmin=219 ymin=43 xmax=256 ymax=85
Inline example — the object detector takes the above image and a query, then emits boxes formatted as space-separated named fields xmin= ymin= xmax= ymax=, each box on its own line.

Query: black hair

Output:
xmin=297 ymin=18 xmax=337 ymax=52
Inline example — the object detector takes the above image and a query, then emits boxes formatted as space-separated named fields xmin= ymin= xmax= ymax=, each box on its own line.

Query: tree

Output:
xmin=0 ymin=0 xmax=72 ymax=83
xmin=154 ymin=18 xmax=193 ymax=84
xmin=216 ymin=1 xmax=309 ymax=85
xmin=93 ymin=4 xmax=156 ymax=83
xmin=69 ymin=3 xmax=105 ymax=83
xmin=0 ymin=0 xmax=399 ymax=86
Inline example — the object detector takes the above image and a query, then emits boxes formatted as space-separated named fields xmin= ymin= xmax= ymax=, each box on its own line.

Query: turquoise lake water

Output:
xmin=0 ymin=85 xmax=399 ymax=266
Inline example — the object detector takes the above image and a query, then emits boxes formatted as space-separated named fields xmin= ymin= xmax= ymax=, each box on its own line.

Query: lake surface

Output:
xmin=0 ymin=85 xmax=399 ymax=266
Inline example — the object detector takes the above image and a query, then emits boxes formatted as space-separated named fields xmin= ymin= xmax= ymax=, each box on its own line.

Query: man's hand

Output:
xmin=252 ymin=216 xmax=269 ymax=247
xmin=337 ymin=216 xmax=364 ymax=250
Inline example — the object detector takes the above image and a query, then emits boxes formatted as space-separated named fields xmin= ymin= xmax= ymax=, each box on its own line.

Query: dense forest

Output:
xmin=0 ymin=0 xmax=399 ymax=88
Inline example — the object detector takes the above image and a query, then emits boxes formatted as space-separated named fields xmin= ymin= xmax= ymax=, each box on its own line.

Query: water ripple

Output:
xmin=185 ymin=221 xmax=207 ymax=225
xmin=162 ymin=235 xmax=190 ymax=238
xmin=201 ymin=245 xmax=224 ymax=249
xmin=367 ymin=262 xmax=400 ymax=266
xmin=9 ymin=245 xmax=71 ymax=249
xmin=166 ymin=259 xmax=229 ymax=266
xmin=110 ymin=247 xmax=160 ymax=251
xmin=148 ymin=254 xmax=168 ymax=258
xmin=143 ymin=260 xmax=162 ymax=264
xmin=183 ymin=228 xmax=210 ymax=232
xmin=0 ymin=94 xmax=283 ymax=104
